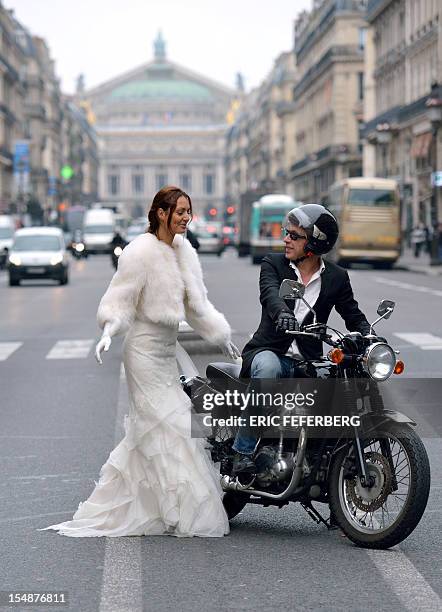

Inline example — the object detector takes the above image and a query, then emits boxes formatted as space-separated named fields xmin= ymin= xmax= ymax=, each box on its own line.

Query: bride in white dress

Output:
xmin=41 ymin=186 xmax=240 ymax=538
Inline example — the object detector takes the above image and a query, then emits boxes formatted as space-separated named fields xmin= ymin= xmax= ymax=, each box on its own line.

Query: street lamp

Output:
xmin=376 ymin=123 xmax=392 ymax=177
xmin=426 ymin=91 xmax=442 ymax=265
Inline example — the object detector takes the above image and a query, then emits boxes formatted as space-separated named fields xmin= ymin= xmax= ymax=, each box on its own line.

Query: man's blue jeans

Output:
xmin=232 ymin=350 xmax=306 ymax=455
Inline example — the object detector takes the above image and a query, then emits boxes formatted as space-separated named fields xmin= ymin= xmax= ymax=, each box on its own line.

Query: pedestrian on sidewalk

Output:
xmin=411 ymin=223 xmax=426 ymax=258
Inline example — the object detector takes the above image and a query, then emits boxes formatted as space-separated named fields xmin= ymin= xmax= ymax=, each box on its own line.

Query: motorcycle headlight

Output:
xmin=363 ymin=342 xmax=396 ymax=381
xmin=114 ymin=246 xmax=123 ymax=256
xmin=75 ymin=242 xmax=85 ymax=252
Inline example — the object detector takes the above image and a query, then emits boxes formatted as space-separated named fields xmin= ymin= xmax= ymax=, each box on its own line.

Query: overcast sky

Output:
xmin=6 ymin=0 xmax=312 ymax=94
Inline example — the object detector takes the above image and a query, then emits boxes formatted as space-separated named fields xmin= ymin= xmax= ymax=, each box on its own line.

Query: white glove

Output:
xmin=95 ymin=334 xmax=112 ymax=365
xmin=220 ymin=341 xmax=241 ymax=360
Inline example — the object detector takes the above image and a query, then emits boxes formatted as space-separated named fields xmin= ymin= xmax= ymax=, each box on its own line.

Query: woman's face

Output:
xmin=167 ymin=195 xmax=192 ymax=235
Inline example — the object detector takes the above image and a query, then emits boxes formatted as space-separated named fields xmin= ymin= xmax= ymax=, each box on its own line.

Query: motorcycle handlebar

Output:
xmin=285 ymin=330 xmax=321 ymax=339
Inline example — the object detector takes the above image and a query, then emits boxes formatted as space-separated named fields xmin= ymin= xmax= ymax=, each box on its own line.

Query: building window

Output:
xmin=203 ymin=173 xmax=215 ymax=195
xmin=132 ymin=174 xmax=144 ymax=194
xmin=358 ymin=27 xmax=367 ymax=51
xmin=108 ymin=175 xmax=120 ymax=195
xmin=156 ymin=173 xmax=168 ymax=191
xmin=358 ymin=72 xmax=364 ymax=101
xmin=180 ymin=173 xmax=191 ymax=191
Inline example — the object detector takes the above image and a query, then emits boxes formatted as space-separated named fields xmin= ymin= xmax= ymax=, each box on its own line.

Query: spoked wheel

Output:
xmin=329 ymin=422 xmax=430 ymax=549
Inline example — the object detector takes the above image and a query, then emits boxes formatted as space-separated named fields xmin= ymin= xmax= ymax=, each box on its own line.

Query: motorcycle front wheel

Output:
xmin=328 ymin=422 xmax=430 ymax=549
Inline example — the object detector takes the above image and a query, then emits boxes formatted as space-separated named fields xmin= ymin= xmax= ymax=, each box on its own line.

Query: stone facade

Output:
xmin=225 ymin=51 xmax=297 ymax=203
xmin=0 ymin=5 xmax=99 ymax=219
xmin=78 ymin=34 xmax=235 ymax=219
xmin=61 ymin=98 xmax=99 ymax=207
xmin=0 ymin=6 xmax=26 ymax=212
xmin=15 ymin=28 xmax=63 ymax=214
xmin=290 ymin=0 xmax=367 ymax=203
xmin=363 ymin=0 xmax=442 ymax=231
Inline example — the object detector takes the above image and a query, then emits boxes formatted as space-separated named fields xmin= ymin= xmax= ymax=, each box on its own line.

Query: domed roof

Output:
xmin=108 ymin=78 xmax=213 ymax=102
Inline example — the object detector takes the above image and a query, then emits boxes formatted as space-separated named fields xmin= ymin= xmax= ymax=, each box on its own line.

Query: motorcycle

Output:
xmin=72 ymin=240 xmax=86 ymax=259
xmin=71 ymin=231 xmax=87 ymax=259
xmin=111 ymin=245 xmax=124 ymax=269
xmin=181 ymin=280 xmax=431 ymax=549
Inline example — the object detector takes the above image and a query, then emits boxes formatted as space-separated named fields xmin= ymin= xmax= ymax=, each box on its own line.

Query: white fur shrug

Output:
xmin=96 ymin=232 xmax=232 ymax=346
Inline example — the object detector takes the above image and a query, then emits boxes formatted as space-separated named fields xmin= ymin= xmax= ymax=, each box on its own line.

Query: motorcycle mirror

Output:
xmin=377 ymin=299 xmax=395 ymax=319
xmin=279 ymin=279 xmax=305 ymax=300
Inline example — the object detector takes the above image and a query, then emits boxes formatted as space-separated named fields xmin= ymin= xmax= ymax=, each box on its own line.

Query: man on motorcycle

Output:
xmin=110 ymin=230 xmax=128 ymax=268
xmin=232 ymin=204 xmax=371 ymax=474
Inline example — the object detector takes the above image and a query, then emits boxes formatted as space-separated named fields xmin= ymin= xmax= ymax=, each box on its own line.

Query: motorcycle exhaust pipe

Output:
xmin=222 ymin=427 xmax=307 ymax=500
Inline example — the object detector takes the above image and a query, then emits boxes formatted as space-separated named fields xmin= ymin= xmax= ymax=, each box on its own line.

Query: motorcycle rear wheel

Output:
xmin=328 ymin=422 xmax=430 ymax=549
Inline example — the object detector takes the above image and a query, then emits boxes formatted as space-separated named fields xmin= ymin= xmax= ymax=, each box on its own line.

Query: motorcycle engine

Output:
xmin=254 ymin=446 xmax=295 ymax=488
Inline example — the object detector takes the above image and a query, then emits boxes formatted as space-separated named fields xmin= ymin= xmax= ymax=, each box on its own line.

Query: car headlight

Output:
xmin=363 ymin=342 xmax=396 ymax=381
xmin=9 ymin=254 xmax=21 ymax=266
xmin=50 ymin=254 xmax=63 ymax=266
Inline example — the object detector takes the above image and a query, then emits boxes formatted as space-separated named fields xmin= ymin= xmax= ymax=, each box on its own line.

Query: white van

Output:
xmin=83 ymin=209 xmax=115 ymax=254
xmin=0 ymin=215 xmax=15 ymax=268
xmin=8 ymin=226 xmax=69 ymax=285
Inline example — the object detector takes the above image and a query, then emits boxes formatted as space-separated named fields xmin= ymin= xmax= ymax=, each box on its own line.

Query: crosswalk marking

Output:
xmin=0 ymin=342 xmax=22 ymax=361
xmin=46 ymin=340 xmax=94 ymax=360
xmin=374 ymin=276 xmax=442 ymax=297
xmin=1 ymin=333 xmax=442 ymax=363
xmin=394 ymin=332 xmax=442 ymax=350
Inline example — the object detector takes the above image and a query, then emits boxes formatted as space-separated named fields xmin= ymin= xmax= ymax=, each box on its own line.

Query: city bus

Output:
xmin=324 ymin=177 xmax=401 ymax=268
xmin=250 ymin=194 xmax=301 ymax=264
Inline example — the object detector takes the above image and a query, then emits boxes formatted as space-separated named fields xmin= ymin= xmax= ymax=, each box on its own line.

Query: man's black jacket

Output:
xmin=240 ymin=254 xmax=371 ymax=377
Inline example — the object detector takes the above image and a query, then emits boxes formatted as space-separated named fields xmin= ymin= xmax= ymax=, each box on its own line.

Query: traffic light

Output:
xmin=208 ymin=207 xmax=217 ymax=217
xmin=226 ymin=205 xmax=235 ymax=215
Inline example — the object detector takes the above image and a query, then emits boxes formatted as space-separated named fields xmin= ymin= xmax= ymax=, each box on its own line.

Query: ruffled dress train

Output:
xmin=40 ymin=319 xmax=229 ymax=538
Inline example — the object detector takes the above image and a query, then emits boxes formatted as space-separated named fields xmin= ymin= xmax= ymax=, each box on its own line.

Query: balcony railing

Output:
xmin=295 ymin=1 xmax=367 ymax=60
xmin=367 ymin=0 xmax=391 ymax=22
xmin=294 ymin=45 xmax=363 ymax=99
xmin=25 ymin=103 xmax=46 ymax=120
xmin=290 ymin=144 xmax=362 ymax=175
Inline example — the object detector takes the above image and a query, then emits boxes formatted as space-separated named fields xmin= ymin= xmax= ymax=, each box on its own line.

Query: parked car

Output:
xmin=192 ymin=222 xmax=225 ymax=256
xmin=0 ymin=215 xmax=15 ymax=268
xmin=7 ymin=227 xmax=69 ymax=286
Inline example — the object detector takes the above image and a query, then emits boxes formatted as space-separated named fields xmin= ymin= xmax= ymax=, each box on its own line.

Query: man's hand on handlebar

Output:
xmin=276 ymin=310 xmax=299 ymax=332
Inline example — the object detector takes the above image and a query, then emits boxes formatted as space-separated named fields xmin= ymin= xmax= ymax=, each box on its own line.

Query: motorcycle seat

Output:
xmin=206 ymin=362 xmax=243 ymax=383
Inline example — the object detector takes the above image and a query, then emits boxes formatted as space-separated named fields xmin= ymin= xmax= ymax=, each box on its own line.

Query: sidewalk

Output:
xmin=396 ymin=247 xmax=442 ymax=276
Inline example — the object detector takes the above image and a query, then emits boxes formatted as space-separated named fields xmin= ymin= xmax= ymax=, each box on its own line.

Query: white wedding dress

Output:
xmin=41 ymin=318 xmax=230 ymax=538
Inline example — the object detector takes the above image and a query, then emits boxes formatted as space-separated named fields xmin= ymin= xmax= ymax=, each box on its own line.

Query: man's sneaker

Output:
xmin=232 ymin=452 xmax=256 ymax=475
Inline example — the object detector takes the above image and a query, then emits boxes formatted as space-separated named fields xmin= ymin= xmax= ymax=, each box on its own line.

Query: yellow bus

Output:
xmin=324 ymin=177 xmax=401 ymax=269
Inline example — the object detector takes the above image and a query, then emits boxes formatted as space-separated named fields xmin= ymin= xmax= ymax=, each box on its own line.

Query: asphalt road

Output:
xmin=0 ymin=250 xmax=441 ymax=612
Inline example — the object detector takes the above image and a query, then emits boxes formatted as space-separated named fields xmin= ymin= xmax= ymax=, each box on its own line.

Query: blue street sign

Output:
xmin=13 ymin=141 xmax=30 ymax=175
xmin=13 ymin=140 xmax=30 ymax=195
xmin=48 ymin=176 xmax=57 ymax=196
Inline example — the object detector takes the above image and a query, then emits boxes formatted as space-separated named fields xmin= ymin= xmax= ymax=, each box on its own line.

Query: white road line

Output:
xmin=46 ymin=340 xmax=94 ymax=360
xmin=373 ymin=276 xmax=442 ymax=298
xmin=394 ymin=333 xmax=442 ymax=350
xmin=366 ymin=549 xmax=441 ymax=611
xmin=99 ymin=366 xmax=142 ymax=612
xmin=0 ymin=510 xmax=77 ymax=525
xmin=0 ymin=342 xmax=22 ymax=361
